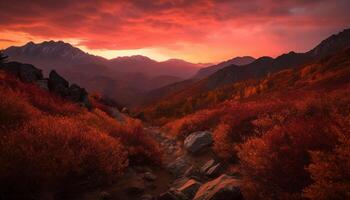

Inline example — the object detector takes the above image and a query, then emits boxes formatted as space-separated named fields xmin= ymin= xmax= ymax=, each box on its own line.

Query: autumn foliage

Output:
xmin=0 ymin=71 xmax=161 ymax=198
xmin=161 ymin=49 xmax=350 ymax=199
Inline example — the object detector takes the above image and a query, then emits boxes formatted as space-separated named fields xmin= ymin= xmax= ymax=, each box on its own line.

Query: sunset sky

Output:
xmin=0 ymin=0 xmax=349 ymax=63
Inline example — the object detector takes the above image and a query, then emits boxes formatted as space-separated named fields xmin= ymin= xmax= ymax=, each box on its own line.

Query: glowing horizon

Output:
xmin=0 ymin=0 xmax=349 ymax=63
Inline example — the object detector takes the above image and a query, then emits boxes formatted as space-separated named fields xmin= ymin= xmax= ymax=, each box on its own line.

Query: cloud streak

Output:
xmin=0 ymin=0 xmax=349 ymax=62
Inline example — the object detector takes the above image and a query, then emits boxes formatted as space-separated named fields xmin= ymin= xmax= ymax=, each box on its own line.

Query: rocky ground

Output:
xmin=71 ymin=127 xmax=244 ymax=200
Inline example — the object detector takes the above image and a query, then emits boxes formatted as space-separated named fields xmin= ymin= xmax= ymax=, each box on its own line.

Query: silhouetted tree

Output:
xmin=0 ymin=51 xmax=8 ymax=64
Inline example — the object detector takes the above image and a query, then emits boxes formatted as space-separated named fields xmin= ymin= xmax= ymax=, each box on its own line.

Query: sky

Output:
xmin=0 ymin=0 xmax=350 ymax=63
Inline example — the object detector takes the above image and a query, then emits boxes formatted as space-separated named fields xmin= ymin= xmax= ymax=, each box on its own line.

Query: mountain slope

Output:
xmin=194 ymin=56 xmax=255 ymax=79
xmin=140 ymin=28 xmax=350 ymax=123
xmin=206 ymin=28 xmax=350 ymax=90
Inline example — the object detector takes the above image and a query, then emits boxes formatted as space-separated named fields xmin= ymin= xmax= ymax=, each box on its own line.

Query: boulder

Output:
xmin=167 ymin=156 xmax=190 ymax=177
xmin=193 ymin=174 xmax=243 ymax=200
xmin=2 ymin=62 xmax=43 ymax=82
xmin=177 ymin=179 xmax=202 ymax=199
xmin=184 ymin=131 xmax=213 ymax=154
xmin=68 ymin=84 xmax=87 ymax=102
xmin=184 ymin=166 xmax=201 ymax=179
xmin=48 ymin=70 xmax=69 ymax=96
xmin=206 ymin=163 xmax=222 ymax=178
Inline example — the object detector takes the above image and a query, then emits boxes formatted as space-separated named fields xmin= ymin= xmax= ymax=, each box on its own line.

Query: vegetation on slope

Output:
xmin=161 ymin=48 xmax=350 ymax=199
xmin=0 ymin=70 xmax=161 ymax=199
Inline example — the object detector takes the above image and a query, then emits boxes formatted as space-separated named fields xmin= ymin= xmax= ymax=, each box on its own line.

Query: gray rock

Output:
xmin=68 ymin=84 xmax=87 ymax=102
xmin=193 ymin=174 xmax=243 ymax=200
xmin=184 ymin=131 xmax=213 ymax=154
xmin=177 ymin=179 xmax=202 ymax=199
xmin=200 ymin=159 xmax=216 ymax=174
xmin=206 ymin=163 xmax=222 ymax=178
xmin=172 ymin=177 xmax=190 ymax=188
xmin=167 ymin=156 xmax=190 ymax=177
xmin=48 ymin=70 xmax=69 ymax=96
xmin=2 ymin=62 xmax=43 ymax=82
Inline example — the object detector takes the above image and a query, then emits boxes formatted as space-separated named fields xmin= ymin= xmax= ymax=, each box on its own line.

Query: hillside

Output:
xmin=0 ymin=61 xmax=164 ymax=199
xmin=160 ymin=47 xmax=350 ymax=200
xmin=140 ymin=28 xmax=350 ymax=122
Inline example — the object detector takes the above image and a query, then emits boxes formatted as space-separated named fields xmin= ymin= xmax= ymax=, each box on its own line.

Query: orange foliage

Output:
xmin=165 ymin=109 xmax=221 ymax=138
xmin=0 ymin=70 xmax=162 ymax=197
xmin=0 ymin=116 xmax=128 ymax=197
xmin=303 ymin=114 xmax=350 ymax=200
xmin=0 ymin=86 xmax=40 ymax=131
xmin=237 ymin=116 xmax=337 ymax=199
xmin=77 ymin=109 xmax=162 ymax=165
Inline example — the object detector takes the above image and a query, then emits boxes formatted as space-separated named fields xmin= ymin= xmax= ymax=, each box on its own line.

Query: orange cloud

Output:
xmin=0 ymin=0 xmax=349 ymax=62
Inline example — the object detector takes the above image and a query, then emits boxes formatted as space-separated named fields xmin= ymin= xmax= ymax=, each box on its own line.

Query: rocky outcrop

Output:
xmin=193 ymin=175 xmax=243 ymax=200
xmin=1 ymin=62 xmax=91 ymax=109
xmin=1 ymin=61 xmax=43 ymax=82
xmin=48 ymin=70 xmax=91 ymax=108
xmin=48 ymin=70 xmax=69 ymax=96
xmin=184 ymin=131 xmax=213 ymax=154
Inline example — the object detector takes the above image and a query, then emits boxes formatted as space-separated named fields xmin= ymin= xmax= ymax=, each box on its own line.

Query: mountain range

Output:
xmin=4 ymin=41 xmax=208 ymax=105
xmin=141 ymin=28 xmax=350 ymax=116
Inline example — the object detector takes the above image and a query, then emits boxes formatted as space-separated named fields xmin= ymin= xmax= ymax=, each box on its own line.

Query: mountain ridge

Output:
xmin=193 ymin=56 xmax=255 ymax=79
xmin=4 ymin=40 xmax=204 ymax=78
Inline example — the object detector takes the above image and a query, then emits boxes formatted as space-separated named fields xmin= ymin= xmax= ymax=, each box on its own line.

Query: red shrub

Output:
xmin=0 ymin=116 xmax=128 ymax=197
xmin=77 ymin=109 xmax=162 ymax=165
xmin=237 ymin=116 xmax=338 ymax=199
xmin=303 ymin=114 xmax=350 ymax=200
xmin=110 ymin=119 xmax=162 ymax=165
xmin=165 ymin=109 xmax=222 ymax=138
xmin=0 ymin=86 xmax=40 ymax=131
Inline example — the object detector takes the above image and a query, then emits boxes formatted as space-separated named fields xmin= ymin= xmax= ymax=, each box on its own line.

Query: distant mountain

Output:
xmin=142 ymin=28 xmax=350 ymax=108
xmin=205 ymin=28 xmax=350 ymax=90
xmin=4 ymin=41 xmax=106 ymax=74
xmin=4 ymin=41 xmax=203 ymax=78
xmin=109 ymin=56 xmax=203 ymax=78
xmin=194 ymin=56 xmax=255 ymax=79
xmin=3 ymin=41 xmax=205 ymax=105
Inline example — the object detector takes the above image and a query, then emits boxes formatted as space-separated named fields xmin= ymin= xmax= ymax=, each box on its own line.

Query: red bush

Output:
xmin=0 ymin=116 xmax=128 ymax=197
xmin=0 ymin=86 xmax=40 ymax=131
xmin=236 ymin=116 xmax=338 ymax=199
xmin=303 ymin=114 xmax=350 ymax=200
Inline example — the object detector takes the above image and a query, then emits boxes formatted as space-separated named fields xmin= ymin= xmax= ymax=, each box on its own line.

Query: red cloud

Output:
xmin=0 ymin=0 xmax=349 ymax=61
